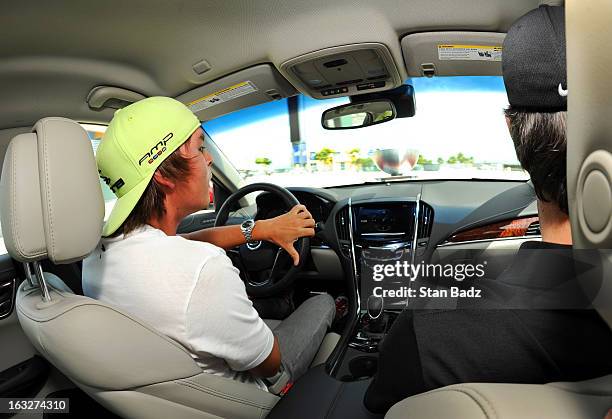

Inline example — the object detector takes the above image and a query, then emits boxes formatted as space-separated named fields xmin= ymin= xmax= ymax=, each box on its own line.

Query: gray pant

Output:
xmin=264 ymin=294 xmax=335 ymax=383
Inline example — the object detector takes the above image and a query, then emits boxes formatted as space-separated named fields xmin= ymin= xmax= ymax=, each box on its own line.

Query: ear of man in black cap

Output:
xmin=362 ymin=5 xmax=612 ymax=414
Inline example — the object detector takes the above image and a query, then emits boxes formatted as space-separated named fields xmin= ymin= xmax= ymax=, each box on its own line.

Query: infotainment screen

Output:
xmin=355 ymin=203 xmax=415 ymax=236
xmin=353 ymin=202 xmax=417 ymax=310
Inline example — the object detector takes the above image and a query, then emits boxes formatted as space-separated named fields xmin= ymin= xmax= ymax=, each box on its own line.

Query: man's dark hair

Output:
xmin=504 ymin=106 xmax=568 ymax=214
xmin=110 ymin=149 xmax=191 ymax=237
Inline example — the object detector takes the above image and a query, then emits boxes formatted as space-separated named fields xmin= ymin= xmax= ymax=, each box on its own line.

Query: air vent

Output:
xmin=336 ymin=206 xmax=351 ymax=241
xmin=525 ymin=221 xmax=541 ymax=236
xmin=418 ymin=204 xmax=434 ymax=238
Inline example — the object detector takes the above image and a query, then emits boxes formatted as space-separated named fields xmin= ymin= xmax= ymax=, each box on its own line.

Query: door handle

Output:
xmin=0 ymin=278 xmax=16 ymax=319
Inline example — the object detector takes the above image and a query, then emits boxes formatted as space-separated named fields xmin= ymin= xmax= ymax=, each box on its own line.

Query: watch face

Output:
xmin=241 ymin=219 xmax=255 ymax=229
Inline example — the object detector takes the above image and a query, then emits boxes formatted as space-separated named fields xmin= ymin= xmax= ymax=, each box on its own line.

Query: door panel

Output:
xmin=0 ymin=311 xmax=35 ymax=375
xmin=0 ymin=254 xmax=49 ymax=398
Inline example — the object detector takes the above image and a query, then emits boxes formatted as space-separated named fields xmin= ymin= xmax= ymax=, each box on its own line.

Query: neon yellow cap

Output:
xmin=97 ymin=97 xmax=200 ymax=237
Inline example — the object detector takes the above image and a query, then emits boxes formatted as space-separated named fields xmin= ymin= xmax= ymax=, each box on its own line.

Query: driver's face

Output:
xmin=179 ymin=127 xmax=213 ymax=212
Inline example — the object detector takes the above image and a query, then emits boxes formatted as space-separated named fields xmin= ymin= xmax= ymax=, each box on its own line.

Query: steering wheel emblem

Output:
xmin=246 ymin=240 xmax=262 ymax=250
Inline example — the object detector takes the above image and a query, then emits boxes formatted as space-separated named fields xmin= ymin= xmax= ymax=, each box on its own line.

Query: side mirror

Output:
xmin=321 ymin=99 xmax=396 ymax=130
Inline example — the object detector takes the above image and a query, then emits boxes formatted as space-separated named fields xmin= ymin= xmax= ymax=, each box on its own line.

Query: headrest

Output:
xmin=0 ymin=118 xmax=104 ymax=264
xmin=0 ymin=133 xmax=47 ymax=261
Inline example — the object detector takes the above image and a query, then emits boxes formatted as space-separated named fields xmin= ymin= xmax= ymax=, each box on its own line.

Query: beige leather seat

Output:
xmin=385 ymin=376 xmax=612 ymax=419
xmin=384 ymin=1 xmax=612 ymax=418
xmin=0 ymin=117 xmax=339 ymax=419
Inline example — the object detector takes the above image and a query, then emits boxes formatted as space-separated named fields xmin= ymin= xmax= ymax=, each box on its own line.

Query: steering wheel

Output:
xmin=214 ymin=183 xmax=310 ymax=298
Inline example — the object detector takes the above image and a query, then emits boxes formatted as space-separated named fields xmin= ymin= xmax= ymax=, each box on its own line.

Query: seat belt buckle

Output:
xmin=279 ymin=381 xmax=294 ymax=396
xmin=265 ymin=364 xmax=291 ymax=395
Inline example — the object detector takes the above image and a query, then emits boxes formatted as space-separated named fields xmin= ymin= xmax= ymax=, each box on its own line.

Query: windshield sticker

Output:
xmin=437 ymin=45 xmax=502 ymax=62
xmin=186 ymin=81 xmax=259 ymax=112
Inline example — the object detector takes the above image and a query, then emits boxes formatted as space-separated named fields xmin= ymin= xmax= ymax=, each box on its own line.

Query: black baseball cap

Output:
xmin=502 ymin=5 xmax=567 ymax=111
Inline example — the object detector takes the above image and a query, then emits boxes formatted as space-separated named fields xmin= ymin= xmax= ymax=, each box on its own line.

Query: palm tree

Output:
xmin=314 ymin=148 xmax=335 ymax=166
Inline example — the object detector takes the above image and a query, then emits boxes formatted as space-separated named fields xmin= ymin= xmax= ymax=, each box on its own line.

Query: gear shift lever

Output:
xmin=366 ymin=294 xmax=385 ymax=333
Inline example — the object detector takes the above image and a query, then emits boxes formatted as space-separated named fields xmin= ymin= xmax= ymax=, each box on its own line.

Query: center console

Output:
xmin=333 ymin=197 xmax=433 ymax=380
xmin=268 ymin=198 xmax=433 ymax=419
xmin=349 ymin=300 xmax=398 ymax=353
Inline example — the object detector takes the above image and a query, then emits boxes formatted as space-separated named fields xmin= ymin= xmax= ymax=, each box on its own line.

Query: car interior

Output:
xmin=0 ymin=0 xmax=611 ymax=418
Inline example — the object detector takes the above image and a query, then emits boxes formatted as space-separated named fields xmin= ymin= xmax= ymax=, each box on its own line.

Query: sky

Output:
xmin=205 ymin=76 xmax=516 ymax=171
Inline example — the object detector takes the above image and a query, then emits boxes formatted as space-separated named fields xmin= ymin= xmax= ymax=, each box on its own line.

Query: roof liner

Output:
xmin=1 ymin=0 xmax=541 ymax=128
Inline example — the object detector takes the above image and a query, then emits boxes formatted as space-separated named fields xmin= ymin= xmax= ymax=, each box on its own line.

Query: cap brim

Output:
xmin=102 ymin=174 xmax=153 ymax=237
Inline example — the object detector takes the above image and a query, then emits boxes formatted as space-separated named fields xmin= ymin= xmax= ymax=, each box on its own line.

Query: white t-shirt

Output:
xmin=82 ymin=225 xmax=274 ymax=391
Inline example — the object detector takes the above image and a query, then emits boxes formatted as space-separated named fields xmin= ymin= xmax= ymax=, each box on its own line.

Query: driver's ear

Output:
xmin=153 ymin=170 xmax=176 ymax=190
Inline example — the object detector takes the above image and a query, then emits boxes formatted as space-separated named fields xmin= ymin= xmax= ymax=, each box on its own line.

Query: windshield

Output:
xmin=205 ymin=76 xmax=528 ymax=188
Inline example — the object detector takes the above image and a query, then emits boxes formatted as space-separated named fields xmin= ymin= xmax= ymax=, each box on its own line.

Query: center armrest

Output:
xmin=267 ymin=365 xmax=383 ymax=419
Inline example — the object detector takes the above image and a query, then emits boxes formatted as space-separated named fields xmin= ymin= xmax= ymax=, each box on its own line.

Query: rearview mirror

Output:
xmin=321 ymin=99 xmax=396 ymax=130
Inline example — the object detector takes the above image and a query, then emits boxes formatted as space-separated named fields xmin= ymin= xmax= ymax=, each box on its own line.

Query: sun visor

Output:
xmin=401 ymin=32 xmax=506 ymax=77
xmin=175 ymin=64 xmax=297 ymax=121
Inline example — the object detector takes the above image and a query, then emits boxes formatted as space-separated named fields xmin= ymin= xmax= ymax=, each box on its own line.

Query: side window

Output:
xmin=81 ymin=124 xmax=116 ymax=220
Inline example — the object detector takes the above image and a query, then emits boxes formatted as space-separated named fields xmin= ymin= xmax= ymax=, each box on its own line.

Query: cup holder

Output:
xmin=346 ymin=356 xmax=378 ymax=380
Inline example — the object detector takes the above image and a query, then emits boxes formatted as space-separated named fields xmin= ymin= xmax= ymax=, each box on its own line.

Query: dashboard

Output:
xmin=174 ymin=179 xmax=543 ymax=293
xmin=255 ymin=191 xmax=334 ymax=224
xmin=239 ymin=180 xmax=541 ymax=316
xmin=246 ymin=179 xmax=542 ymax=291
xmin=255 ymin=179 xmax=540 ymax=252
xmin=240 ymin=179 xmax=542 ymax=374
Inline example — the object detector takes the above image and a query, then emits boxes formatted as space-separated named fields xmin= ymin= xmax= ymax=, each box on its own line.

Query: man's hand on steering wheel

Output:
xmin=253 ymin=204 xmax=316 ymax=266
xmin=215 ymin=183 xmax=312 ymax=297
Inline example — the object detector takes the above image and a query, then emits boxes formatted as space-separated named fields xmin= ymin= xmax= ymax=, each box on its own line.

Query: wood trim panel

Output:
xmin=447 ymin=216 xmax=539 ymax=243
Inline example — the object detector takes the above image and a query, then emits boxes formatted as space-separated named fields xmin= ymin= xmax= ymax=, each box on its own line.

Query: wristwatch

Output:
xmin=240 ymin=219 xmax=256 ymax=243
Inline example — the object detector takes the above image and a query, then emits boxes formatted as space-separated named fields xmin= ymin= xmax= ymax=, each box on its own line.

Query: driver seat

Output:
xmin=1 ymin=117 xmax=337 ymax=419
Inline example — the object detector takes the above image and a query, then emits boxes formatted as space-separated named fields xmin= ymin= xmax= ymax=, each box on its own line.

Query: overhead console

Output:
xmin=401 ymin=32 xmax=505 ymax=77
xmin=279 ymin=43 xmax=403 ymax=99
